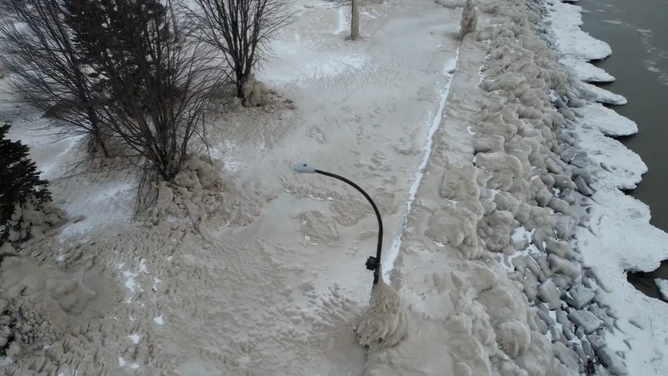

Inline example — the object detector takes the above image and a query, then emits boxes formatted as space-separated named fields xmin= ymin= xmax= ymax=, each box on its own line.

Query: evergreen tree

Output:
xmin=0 ymin=122 xmax=52 ymax=240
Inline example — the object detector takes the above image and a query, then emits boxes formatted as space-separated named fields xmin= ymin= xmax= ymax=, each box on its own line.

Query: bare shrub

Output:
xmin=64 ymin=0 xmax=223 ymax=189
xmin=0 ymin=0 xmax=111 ymax=156
xmin=184 ymin=0 xmax=295 ymax=102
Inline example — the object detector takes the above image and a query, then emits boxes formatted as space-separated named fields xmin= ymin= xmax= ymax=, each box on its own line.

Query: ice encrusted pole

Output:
xmin=293 ymin=162 xmax=408 ymax=348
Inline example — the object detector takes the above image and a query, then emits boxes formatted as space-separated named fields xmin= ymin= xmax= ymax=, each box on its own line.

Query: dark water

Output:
xmin=577 ymin=0 xmax=668 ymax=298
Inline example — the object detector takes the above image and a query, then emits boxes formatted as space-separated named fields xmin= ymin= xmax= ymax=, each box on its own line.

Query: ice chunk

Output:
xmin=568 ymin=310 xmax=602 ymax=334
xmin=575 ymin=103 xmax=638 ymax=137
xmin=580 ymin=82 xmax=627 ymax=105
xmin=560 ymin=57 xmax=615 ymax=83
xmin=574 ymin=125 xmax=647 ymax=190
xmin=547 ymin=1 xmax=612 ymax=61
xmin=537 ymin=279 xmax=561 ymax=309
xmin=565 ymin=284 xmax=596 ymax=310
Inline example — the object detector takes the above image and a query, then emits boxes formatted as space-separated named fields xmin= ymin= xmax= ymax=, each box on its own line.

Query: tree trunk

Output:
xmin=350 ymin=0 xmax=360 ymax=40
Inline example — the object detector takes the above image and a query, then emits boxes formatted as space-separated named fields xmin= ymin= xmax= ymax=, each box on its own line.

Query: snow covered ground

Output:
xmin=1 ymin=0 xmax=667 ymax=375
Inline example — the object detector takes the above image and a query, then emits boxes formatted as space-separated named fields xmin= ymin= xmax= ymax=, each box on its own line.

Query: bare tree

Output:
xmin=184 ymin=0 xmax=294 ymax=100
xmin=66 ymin=0 xmax=223 ymax=183
xmin=0 ymin=0 xmax=111 ymax=156
xmin=350 ymin=0 xmax=359 ymax=40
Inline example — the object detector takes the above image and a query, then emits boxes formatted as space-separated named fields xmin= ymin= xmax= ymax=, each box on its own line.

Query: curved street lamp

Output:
xmin=294 ymin=162 xmax=382 ymax=284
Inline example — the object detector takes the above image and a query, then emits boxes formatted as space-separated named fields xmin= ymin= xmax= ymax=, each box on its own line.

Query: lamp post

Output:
xmin=294 ymin=163 xmax=382 ymax=284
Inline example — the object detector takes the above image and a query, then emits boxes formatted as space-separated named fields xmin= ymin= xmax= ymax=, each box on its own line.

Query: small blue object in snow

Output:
xmin=294 ymin=163 xmax=316 ymax=174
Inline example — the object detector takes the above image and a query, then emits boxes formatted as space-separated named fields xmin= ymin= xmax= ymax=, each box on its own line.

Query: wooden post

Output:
xmin=350 ymin=0 xmax=359 ymax=40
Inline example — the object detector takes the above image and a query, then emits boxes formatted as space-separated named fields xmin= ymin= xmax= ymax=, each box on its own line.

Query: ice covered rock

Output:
xmin=494 ymin=192 xmax=520 ymax=215
xmin=425 ymin=203 xmax=479 ymax=258
xmin=596 ymin=346 xmax=628 ymax=375
xmin=573 ymin=175 xmax=594 ymax=196
xmin=439 ymin=164 xmax=480 ymax=201
xmin=547 ymin=254 xmax=580 ymax=279
xmin=514 ymin=256 xmax=547 ymax=282
xmin=552 ymin=341 xmax=580 ymax=370
xmin=545 ymin=238 xmax=573 ymax=259
xmin=536 ymin=308 xmax=555 ymax=327
xmin=567 ymin=310 xmax=601 ymax=334
xmin=473 ymin=134 xmax=505 ymax=153
xmin=475 ymin=152 xmax=524 ymax=191
xmin=522 ymin=271 xmax=539 ymax=300
xmin=537 ymin=279 xmax=561 ymax=309
xmin=514 ymin=332 xmax=554 ymax=375
xmin=476 ymin=113 xmax=519 ymax=142
xmin=552 ymin=174 xmax=576 ymax=191
xmin=496 ymin=320 xmax=532 ymax=358
xmin=565 ymin=283 xmax=596 ymax=310
xmin=587 ymin=332 xmax=606 ymax=350
xmin=478 ymin=210 xmax=517 ymax=253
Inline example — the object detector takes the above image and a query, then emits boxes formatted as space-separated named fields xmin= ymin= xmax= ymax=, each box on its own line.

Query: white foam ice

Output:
xmin=577 ymin=186 xmax=668 ymax=372
xmin=547 ymin=0 xmax=612 ymax=61
xmin=580 ymin=81 xmax=627 ymax=105
xmin=382 ymin=50 xmax=460 ymax=282
xmin=574 ymin=119 xmax=647 ymax=190
xmin=573 ymin=103 xmax=638 ymax=137
xmin=550 ymin=0 xmax=668 ymax=373
xmin=559 ymin=56 xmax=615 ymax=83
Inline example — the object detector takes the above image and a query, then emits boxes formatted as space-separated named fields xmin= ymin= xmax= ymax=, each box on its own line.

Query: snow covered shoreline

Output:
xmin=365 ymin=0 xmax=667 ymax=374
xmin=546 ymin=0 xmax=668 ymax=374
xmin=0 ymin=0 xmax=667 ymax=374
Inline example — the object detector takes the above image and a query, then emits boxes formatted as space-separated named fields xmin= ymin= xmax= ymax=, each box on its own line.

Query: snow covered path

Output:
xmin=1 ymin=0 xmax=465 ymax=374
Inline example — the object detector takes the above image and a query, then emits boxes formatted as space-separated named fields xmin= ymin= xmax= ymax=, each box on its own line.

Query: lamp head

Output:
xmin=293 ymin=162 xmax=316 ymax=174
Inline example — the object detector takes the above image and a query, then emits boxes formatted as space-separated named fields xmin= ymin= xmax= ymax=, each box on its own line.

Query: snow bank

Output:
xmin=146 ymin=155 xmax=224 ymax=227
xmin=0 ymin=243 xmax=106 ymax=372
xmin=3 ymin=200 xmax=68 ymax=244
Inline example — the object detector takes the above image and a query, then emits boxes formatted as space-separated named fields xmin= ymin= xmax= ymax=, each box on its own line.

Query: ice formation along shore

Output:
xmin=366 ymin=0 xmax=666 ymax=375
xmin=1 ymin=0 xmax=667 ymax=375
